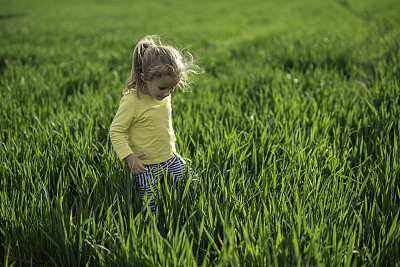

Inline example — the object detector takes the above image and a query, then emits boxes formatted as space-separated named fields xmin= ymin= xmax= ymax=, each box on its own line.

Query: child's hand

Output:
xmin=125 ymin=153 xmax=148 ymax=175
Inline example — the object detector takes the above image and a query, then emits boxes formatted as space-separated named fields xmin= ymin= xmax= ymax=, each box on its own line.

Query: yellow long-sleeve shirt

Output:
xmin=109 ymin=92 xmax=176 ymax=165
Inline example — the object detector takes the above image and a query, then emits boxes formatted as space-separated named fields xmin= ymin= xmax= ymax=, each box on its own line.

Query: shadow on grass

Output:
xmin=0 ymin=13 xmax=25 ymax=20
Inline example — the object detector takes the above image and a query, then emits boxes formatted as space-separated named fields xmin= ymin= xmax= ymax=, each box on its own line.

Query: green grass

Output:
xmin=1 ymin=0 xmax=400 ymax=265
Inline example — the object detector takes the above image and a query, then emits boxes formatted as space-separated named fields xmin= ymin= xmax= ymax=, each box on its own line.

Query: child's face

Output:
xmin=142 ymin=74 xmax=180 ymax=101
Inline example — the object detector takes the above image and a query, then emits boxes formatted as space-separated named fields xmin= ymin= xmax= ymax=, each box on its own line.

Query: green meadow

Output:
xmin=1 ymin=0 xmax=399 ymax=265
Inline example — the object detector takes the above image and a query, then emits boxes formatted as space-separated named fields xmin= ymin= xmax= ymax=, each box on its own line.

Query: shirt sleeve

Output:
xmin=109 ymin=96 xmax=136 ymax=162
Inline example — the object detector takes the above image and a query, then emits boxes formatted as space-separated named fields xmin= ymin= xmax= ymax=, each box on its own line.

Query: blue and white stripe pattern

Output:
xmin=134 ymin=154 xmax=191 ymax=213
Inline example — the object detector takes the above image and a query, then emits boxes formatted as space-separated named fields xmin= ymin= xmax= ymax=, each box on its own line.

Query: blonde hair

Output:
xmin=123 ymin=35 xmax=199 ymax=97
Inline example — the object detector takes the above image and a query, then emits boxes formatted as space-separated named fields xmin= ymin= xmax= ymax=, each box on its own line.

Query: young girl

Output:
xmin=109 ymin=35 xmax=198 ymax=218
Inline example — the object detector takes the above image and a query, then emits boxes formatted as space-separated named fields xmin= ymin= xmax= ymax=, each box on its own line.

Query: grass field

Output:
xmin=1 ymin=0 xmax=400 ymax=265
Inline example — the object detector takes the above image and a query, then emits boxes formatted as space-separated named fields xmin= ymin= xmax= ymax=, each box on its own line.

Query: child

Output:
xmin=109 ymin=35 xmax=198 ymax=218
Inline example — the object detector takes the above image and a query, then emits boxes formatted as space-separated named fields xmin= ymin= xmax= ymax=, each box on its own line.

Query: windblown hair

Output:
xmin=123 ymin=35 xmax=200 ymax=97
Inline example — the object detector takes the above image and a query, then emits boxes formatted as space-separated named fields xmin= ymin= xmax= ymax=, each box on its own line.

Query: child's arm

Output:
xmin=110 ymin=96 xmax=138 ymax=163
xmin=124 ymin=153 xmax=148 ymax=175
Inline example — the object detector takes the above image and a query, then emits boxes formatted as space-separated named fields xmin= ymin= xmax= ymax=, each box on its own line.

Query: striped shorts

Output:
xmin=134 ymin=154 xmax=191 ymax=213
